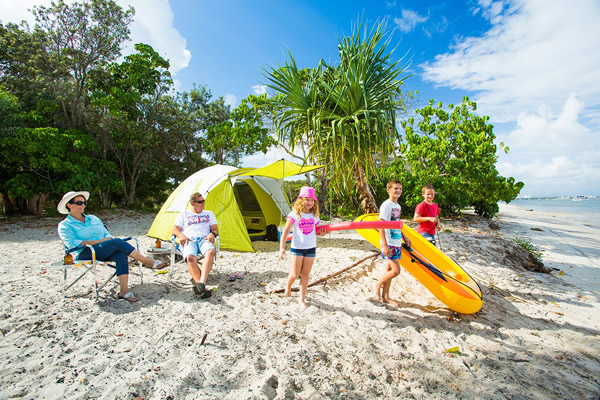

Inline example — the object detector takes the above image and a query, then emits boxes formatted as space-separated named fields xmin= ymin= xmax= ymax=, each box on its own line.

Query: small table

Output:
xmin=147 ymin=244 xmax=171 ymax=256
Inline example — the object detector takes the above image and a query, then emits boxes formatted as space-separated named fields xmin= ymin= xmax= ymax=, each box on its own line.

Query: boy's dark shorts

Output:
xmin=381 ymin=245 xmax=402 ymax=261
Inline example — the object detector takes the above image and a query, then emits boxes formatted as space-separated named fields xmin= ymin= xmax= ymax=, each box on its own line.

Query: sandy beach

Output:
xmin=0 ymin=204 xmax=598 ymax=399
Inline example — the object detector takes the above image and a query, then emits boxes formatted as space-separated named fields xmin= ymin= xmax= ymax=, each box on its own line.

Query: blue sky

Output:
xmin=2 ymin=0 xmax=600 ymax=197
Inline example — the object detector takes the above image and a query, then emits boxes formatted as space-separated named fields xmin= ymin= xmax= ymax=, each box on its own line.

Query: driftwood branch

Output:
xmin=271 ymin=251 xmax=380 ymax=294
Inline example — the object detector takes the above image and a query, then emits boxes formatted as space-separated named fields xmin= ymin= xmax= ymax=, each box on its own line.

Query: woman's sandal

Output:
xmin=151 ymin=259 xmax=167 ymax=269
xmin=118 ymin=291 xmax=138 ymax=303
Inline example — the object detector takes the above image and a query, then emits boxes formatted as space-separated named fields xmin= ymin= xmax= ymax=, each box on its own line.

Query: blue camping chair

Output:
xmin=51 ymin=237 xmax=143 ymax=300
xmin=167 ymin=235 xmax=219 ymax=287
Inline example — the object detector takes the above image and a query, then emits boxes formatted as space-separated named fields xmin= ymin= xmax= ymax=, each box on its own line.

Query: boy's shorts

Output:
xmin=182 ymin=236 xmax=215 ymax=259
xmin=290 ymin=247 xmax=316 ymax=257
xmin=421 ymin=232 xmax=437 ymax=246
xmin=381 ymin=245 xmax=402 ymax=260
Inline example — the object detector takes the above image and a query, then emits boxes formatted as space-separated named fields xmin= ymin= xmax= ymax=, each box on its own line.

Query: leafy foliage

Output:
xmin=513 ymin=236 xmax=544 ymax=262
xmin=89 ymin=43 xmax=174 ymax=206
xmin=263 ymin=20 xmax=410 ymax=213
xmin=31 ymin=0 xmax=135 ymax=130
xmin=392 ymin=97 xmax=523 ymax=218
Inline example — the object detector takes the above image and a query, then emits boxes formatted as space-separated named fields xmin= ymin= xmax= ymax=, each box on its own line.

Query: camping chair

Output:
xmin=168 ymin=235 xmax=219 ymax=288
xmin=50 ymin=237 xmax=143 ymax=300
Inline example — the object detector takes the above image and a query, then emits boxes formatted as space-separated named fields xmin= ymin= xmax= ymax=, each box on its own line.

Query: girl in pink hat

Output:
xmin=279 ymin=186 xmax=325 ymax=308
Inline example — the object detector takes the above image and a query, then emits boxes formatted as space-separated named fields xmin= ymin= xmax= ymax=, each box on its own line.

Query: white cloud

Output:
xmin=0 ymin=0 xmax=40 ymax=26
xmin=393 ymin=9 xmax=428 ymax=33
xmin=117 ymin=0 xmax=190 ymax=74
xmin=0 ymin=0 xmax=191 ymax=77
xmin=420 ymin=0 xmax=600 ymax=124
xmin=497 ymin=95 xmax=600 ymax=195
xmin=252 ymin=85 xmax=267 ymax=95
xmin=224 ymin=93 xmax=238 ymax=109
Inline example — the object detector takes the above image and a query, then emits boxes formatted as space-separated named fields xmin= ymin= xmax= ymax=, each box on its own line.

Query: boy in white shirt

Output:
xmin=374 ymin=180 xmax=410 ymax=305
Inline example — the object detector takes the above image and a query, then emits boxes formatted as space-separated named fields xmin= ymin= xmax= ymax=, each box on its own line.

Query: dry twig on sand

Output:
xmin=271 ymin=251 xmax=380 ymax=294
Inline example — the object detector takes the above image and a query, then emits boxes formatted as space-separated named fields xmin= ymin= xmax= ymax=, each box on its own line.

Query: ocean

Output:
xmin=502 ymin=197 xmax=600 ymax=226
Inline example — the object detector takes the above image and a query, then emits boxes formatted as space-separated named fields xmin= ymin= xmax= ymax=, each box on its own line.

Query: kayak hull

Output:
xmin=355 ymin=214 xmax=483 ymax=314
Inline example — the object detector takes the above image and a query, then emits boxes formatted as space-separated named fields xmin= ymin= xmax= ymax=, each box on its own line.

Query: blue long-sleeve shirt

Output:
xmin=58 ymin=214 xmax=111 ymax=254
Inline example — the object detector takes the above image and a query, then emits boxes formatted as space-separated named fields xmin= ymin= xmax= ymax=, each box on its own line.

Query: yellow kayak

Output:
xmin=355 ymin=213 xmax=483 ymax=314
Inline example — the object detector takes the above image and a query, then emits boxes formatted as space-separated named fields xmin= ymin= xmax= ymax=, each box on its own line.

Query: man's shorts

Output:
xmin=381 ymin=245 xmax=402 ymax=261
xmin=182 ymin=236 xmax=215 ymax=259
xmin=290 ymin=247 xmax=316 ymax=257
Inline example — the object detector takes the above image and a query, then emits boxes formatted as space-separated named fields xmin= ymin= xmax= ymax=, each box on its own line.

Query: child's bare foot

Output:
xmin=373 ymin=284 xmax=383 ymax=301
xmin=284 ymin=289 xmax=291 ymax=297
xmin=297 ymin=298 xmax=308 ymax=309
xmin=387 ymin=299 xmax=401 ymax=307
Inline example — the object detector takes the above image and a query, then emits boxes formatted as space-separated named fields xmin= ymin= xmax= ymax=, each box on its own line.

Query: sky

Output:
xmin=2 ymin=0 xmax=599 ymax=197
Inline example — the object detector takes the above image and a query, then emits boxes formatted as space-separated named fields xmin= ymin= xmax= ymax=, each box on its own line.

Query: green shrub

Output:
xmin=513 ymin=237 xmax=544 ymax=262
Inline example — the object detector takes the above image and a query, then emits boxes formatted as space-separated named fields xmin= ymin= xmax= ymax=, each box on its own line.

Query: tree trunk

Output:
xmin=1 ymin=192 xmax=17 ymax=216
xmin=352 ymin=163 xmax=379 ymax=214
xmin=316 ymin=169 xmax=330 ymax=217
xmin=101 ymin=191 xmax=112 ymax=208
xmin=26 ymin=193 xmax=47 ymax=215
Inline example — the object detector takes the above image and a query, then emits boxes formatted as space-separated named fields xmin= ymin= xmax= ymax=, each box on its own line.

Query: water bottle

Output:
xmin=64 ymin=253 xmax=73 ymax=265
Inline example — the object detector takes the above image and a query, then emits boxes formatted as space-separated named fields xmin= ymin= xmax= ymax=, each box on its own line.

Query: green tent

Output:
xmin=147 ymin=160 xmax=324 ymax=252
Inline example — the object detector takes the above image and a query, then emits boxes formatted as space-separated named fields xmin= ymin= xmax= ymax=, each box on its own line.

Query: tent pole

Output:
xmin=280 ymin=158 xmax=285 ymax=235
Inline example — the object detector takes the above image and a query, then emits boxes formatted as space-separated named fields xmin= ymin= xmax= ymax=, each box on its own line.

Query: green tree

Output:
xmin=204 ymin=95 xmax=275 ymax=165
xmin=396 ymin=97 xmax=523 ymax=218
xmin=263 ymin=21 xmax=410 ymax=213
xmin=90 ymin=43 xmax=173 ymax=207
xmin=32 ymin=0 xmax=134 ymax=129
xmin=175 ymin=88 xmax=275 ymax=171
xmin=0 ymin=89 xmax=117 ymax=214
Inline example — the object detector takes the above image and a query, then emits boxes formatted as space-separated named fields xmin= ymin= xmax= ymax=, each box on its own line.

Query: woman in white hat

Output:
xmin=57 ymin=191 xmax=166 ymax=302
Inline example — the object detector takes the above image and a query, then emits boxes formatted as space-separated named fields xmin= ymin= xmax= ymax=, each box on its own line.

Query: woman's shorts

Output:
xmin=381 ymin=245 xmax=402 ymax=260
xmin=290 ymin=247 xmax=316 ymax=257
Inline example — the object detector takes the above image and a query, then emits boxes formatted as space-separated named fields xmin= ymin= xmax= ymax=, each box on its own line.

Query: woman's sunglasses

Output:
xmin=192 ymin=199 xmax=205 ymax=204
xmin=70 ymin=200 xmax=87 ymax=206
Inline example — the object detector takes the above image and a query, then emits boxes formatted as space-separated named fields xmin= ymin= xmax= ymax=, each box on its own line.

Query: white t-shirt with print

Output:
xmin=288 ymin=211 xmax=320 ymax=249
xmin=379 ymin=199 xmax=403 ymax=247
xmin=174 ymin=209 xmax=217 ymax=239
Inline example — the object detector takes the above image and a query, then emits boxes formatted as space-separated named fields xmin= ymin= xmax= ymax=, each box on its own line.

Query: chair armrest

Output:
xmin=66 ymin=244 xmax=86 ymax=253
xmin=66 ymin=237 xmax=138 ymax=254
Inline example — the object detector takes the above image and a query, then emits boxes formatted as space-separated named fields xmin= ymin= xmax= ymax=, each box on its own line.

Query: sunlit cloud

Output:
xmin=0 ymin=0 xmax=191 ymax=77
xmin=252 ymin=85 xmax=267 ymax=95
xmin=224 ymin=93 xmax=238 ymax=109
xmin=420 ymin=0 xmax=600 ymax=123
xmin=393 ymin=9 xmax=428 ymax=33
xmin=497 ymin=94 xmax=600 ymax=195
xmin=118 ymin=0 xmax=191 ymax=74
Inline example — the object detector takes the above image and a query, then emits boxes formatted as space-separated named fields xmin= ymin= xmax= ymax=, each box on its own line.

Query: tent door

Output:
xmin=233 ymin=181 xmax=267 ymax=240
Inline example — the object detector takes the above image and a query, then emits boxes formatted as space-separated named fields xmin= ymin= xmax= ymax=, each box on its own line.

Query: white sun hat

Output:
xmin=57 ymin=191 xmax=90 ymax=214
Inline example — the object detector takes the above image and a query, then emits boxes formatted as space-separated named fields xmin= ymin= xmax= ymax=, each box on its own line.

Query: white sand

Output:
xmin=0 ymin=205 xmax=598 ymax=399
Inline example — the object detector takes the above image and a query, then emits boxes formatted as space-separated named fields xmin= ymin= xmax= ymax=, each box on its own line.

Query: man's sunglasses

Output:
xmin=192 ymin=199 xmax=205 ymax=204
xmin=70 ymin=200 xmax=87 ymax=206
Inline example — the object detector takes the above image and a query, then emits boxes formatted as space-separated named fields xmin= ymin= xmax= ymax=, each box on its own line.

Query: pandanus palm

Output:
xmin=263 ymin=21 xmax=409 ymax=213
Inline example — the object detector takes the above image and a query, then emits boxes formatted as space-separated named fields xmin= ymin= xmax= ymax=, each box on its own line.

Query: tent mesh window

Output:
xmin=234 ymin=181 xmax=266 ymax=234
